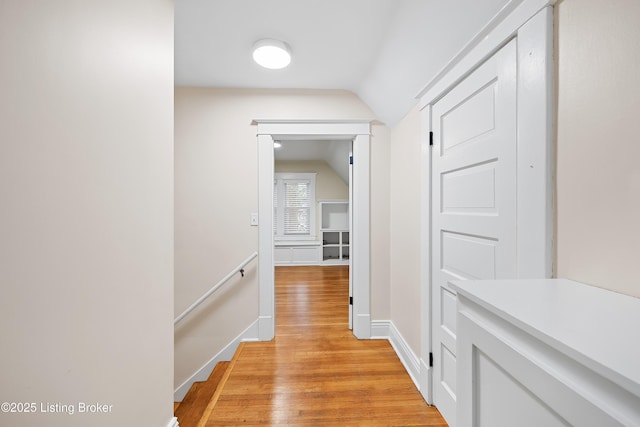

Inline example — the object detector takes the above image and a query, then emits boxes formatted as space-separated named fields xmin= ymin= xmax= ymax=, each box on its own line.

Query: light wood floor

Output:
xmin=205 ymin=265 xmax=448 ymax=426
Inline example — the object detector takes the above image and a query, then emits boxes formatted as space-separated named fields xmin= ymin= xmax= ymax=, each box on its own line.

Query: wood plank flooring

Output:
xmin=177 ymin=361 xmax=230 ymax=426
xmin=205 ymin=265 xmax=448 ymax=426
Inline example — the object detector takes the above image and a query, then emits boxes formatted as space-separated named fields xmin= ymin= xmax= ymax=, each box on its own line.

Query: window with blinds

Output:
xmin=274 ymin=173 xmax=317 ymax=240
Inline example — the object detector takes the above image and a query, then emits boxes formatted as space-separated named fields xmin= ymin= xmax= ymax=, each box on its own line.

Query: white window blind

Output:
xmin=284 ymin=180 xmax=311 ymax=235
xmin=274 ymin=173 xmax=316 ymax=240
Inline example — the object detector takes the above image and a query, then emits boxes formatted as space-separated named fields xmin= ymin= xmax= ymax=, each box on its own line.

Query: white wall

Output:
xmin=371 ymin=126 xmax=392 ymax=321
xmin=174 ymin=88 xmax=261 ymax=388
xmin=389 ymin=105 xmax=423 ymax=354
xmin=555 ymin=0 xmax=640 ymax=297
xmin=174 ymin=88 xmax=391 ymax=387
xmin=0 ymin=2 xmax=175 ymax=427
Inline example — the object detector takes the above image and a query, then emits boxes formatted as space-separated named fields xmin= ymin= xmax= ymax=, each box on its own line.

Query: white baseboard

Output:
xmin=174 ymin=319 xmax=259 ymax=402
xmin=370 ymin=320 xmax=421 ymax=391
xmin=354 ymin=313 xmax=371 ymax=339
xmin=258 ymin=315 xmax=274 ymax=341
xmin=419 ymin=357 xmax=433 ymax=404
xmin=370 ymin=320 xmax=390 ymax=339
xmin=166 ymin=416 xmax=179 ymax=427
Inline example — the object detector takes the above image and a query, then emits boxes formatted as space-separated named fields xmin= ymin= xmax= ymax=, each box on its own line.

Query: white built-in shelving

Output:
xmin=320 ymin=201 xmax=349 ymax=264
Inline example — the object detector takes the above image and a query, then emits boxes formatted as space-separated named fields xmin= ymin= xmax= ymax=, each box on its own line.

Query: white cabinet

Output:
xmin=320 ymin=201 xmax=349 ymax=265
xmin=274 ymin=241 xmax=321 ymax=266
xmin=452 ymin=279 xmax=640 ymax=427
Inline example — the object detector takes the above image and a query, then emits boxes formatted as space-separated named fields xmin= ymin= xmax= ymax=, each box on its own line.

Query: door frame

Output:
xmin=417 ymin=0 xmax=555 ymax=405
xmin=255 ymin=120 xmax=372 ymax=340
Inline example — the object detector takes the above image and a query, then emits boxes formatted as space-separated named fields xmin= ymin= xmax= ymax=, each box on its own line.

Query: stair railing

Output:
xmin=174 ymin=251 xmax=258 ymax=326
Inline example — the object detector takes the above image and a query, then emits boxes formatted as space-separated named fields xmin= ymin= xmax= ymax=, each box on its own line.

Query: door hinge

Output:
xmin=349 ymin=296 xmax=353 ymax=305
xmin=349 ymin=155 xmax=353 ymax=165
xmin=429 ymin=131 xmax=434 ymax=146
xmin=429 ymin=352 xmax=434 ymax=367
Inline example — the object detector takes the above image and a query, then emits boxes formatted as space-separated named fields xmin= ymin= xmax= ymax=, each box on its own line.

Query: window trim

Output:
xmin=273 ymin=172 xmax=317 ymax=241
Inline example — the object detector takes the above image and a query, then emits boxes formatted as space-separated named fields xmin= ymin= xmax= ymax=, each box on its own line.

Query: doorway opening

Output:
xmin=255 ymin=120 xmax=371 ymax=341
xmin=273 ymin=139 xmax=353 ymax=327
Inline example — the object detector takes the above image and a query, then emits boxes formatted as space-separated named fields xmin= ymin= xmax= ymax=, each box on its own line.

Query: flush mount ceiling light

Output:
xmin=252 ymin=39 xmax=291 ymax=70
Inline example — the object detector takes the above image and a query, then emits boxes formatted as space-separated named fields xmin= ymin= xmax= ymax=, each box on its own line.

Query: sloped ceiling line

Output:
xmin=274 ymin=139 xmax=352 ymax=184
xmin=175 ymin=0 xmax=519 ymax=126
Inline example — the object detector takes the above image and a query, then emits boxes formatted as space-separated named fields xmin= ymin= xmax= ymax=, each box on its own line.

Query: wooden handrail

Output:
xmin=174 ymin=252 xmax=258 ymax=326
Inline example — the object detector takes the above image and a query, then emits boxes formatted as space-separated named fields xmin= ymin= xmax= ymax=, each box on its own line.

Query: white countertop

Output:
xmin=451 ymin=278 xmax=640 ymax=398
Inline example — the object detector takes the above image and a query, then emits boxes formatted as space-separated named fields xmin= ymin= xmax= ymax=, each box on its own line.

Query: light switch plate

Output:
xmin=250 ymin=213 xmax=259 ymax=226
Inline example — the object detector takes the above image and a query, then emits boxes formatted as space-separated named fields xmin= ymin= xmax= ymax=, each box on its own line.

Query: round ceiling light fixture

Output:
xmin=252 ymin=39 xmax=291 ymax=70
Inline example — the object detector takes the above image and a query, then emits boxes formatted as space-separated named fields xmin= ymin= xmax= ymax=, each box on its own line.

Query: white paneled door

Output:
xmin=431 ymin=39 xmax=517 ymax=427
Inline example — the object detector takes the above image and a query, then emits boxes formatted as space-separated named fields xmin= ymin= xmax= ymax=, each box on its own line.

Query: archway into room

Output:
xmin=254 ymin=120 xmax=372 ymax=340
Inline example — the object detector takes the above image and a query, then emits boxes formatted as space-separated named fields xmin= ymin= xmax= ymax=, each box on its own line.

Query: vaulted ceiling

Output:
xmin=175 ymin=0 xmax=517 ymax=126
xmin=274 ymin=139 xmax=353 ymax=183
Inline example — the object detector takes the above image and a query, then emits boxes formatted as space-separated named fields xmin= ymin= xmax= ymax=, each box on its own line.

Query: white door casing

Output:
xmin=431 ymin=39 xmax=518 ymax=426
xmin=255 ymin=120 xmax=372 ymax=340
xmin=348 ymin=149 xmax=354 ymax=330
xmin=418 ymin=2 xmax=555 ymax=424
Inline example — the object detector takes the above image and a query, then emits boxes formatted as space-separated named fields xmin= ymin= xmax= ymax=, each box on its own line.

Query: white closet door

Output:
xmin=431 ymin=39 xmax=517 ymax=427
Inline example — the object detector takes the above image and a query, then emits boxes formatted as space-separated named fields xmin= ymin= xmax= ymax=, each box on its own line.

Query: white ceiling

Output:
xmin=274 ymin=139 xmax=352 ymax=184
xmin=175 ymin=0 xmax=517 ymax=126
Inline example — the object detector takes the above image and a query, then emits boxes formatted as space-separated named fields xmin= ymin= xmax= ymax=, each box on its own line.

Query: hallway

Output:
xmin=204 ymin=266 xmax=448 ymax=426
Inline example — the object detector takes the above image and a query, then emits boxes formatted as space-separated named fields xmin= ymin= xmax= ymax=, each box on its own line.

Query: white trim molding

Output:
xmin=371 ymin=320 xmax=421 ymax=391
xmin=370 ymin=320 xmax=391 ymax=339
xmin=253 ymin=119 xmax=370 ymax=137
xmin=174 ymin=320 xmax=259 ymax=402
xmin=515 ymin=6 xmax=555 ymax=278
xmin=419 ymin=104 xmax=433 ymax=405
xmin=166 ymin=417 xmax=179 ymax=427
xmin=417 ymin=0 xmax=556 ymax=105
xmin=258 ymin=315 xmax=274 ymax=341
xmin=255 ymin=120 xmax=372 ymax=340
